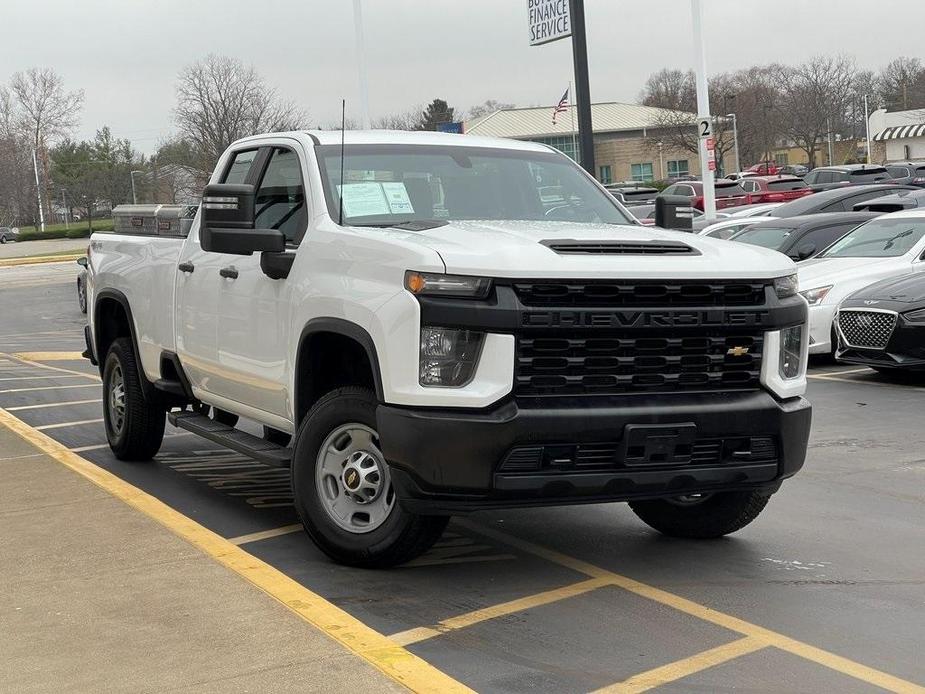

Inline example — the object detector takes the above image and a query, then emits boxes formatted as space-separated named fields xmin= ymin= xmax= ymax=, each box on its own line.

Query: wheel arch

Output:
xmin=93 ymin=289 xmax=149 ymax=393
xmin=294 ymin=319 xmax=384 ymax=426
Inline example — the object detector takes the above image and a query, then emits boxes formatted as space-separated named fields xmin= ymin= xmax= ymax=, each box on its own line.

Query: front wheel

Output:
xmin=291 ymin=387 xmax=447 ymax=567
xmin=630 ymin=490 xmax=772 ymax=539
xmin=103 ymin=337 xmax=166 ymax=461
xmin=77 ymin=277 xmax=87 ymax=314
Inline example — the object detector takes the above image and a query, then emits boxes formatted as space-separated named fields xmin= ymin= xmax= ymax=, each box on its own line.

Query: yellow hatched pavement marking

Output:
xmin=0 ymin=408 xmax=472 ymax=694
xmin=593 ymin=636 xmax=767 ymax=693
xmin=228 ymin=524 xmax=303 ymax=545
xmin=12 ymin=352 xmax=86 ymax=361
xmin=390 ymin=576 xmax=610 ymax=647
xmin=458 ymin=519 xmax=925 ymax=694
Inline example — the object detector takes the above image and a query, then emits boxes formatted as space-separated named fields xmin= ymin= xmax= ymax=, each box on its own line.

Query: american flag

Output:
xmin=552 ymin=88 xmax=569 ymax=125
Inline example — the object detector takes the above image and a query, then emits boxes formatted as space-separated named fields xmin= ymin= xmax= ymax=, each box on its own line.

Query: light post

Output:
xmin=726 ymin=113 xmax=741 ymax=174
xmin=657 ymin=141 xmax=664 ymax=181
xmin=130 ymin=170 xmax=143 ymax=204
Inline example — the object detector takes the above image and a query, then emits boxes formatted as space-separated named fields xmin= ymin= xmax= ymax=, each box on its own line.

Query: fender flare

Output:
xmin=92 ymin=289 xmax=155 ymax=397
xmin=295 ymin=318 xmax=385 ymax=414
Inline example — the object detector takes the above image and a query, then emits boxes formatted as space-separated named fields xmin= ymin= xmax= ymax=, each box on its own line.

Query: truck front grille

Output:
xmin=512 ymin=280 xmax=768 ymax=307
xmin=516 ymin=333 xmax=763 ymax=397
xmin=837 ymin=309 xmax=897 ymax=350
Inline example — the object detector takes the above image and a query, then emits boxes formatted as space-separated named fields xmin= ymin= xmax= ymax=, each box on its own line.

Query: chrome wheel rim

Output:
xmin=315 ymin=423 xmax=394 ymax=534
xmin=108 ymin=364 xmax=126 ymax=435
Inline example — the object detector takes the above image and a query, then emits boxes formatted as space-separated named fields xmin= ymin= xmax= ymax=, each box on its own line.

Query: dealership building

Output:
xmin=869 ymin=107 xmax=925 ymax=162
xmin=465 ymin=102 xmax=733 ymax=183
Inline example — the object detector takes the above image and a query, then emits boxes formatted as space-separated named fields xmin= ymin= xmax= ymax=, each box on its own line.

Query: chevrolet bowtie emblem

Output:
xmin=727 ymin=346 xmax=750 ymax=357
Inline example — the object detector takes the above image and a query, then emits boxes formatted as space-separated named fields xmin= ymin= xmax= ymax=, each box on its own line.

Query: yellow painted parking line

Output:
xmin=390 ymin=577 xmax=611 ymax=647
xmin=595 ymin=636 xmax=767 ymax=693
xmin=459 ymin=520 xmax=925 ymax=694
xmin=228 ymin=524 xmax=303 ymax=545
xmin=0 ymin=383 xmax=99 ymax=394
xmin=12 ymin=351 xmax=86 ymax=361
xmin=7 ymin=399 xmax=102 ymax=412
xmin=0 ymin=253 xmax=84 ymax=267
xmin=0 ymin=408 xmax=472 ymax=694
xmin=34 ymin=418 xmax=104 ymax=431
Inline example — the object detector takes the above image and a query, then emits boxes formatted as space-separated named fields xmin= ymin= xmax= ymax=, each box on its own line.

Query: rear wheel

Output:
xmin=630 ymin=490 xmax=772 ymax=539
xmin=103 ymin=337 xmax=166 ymax=461
xmin=77 ymin=277 xmax=87 ymax=314
xmin=291 ymin=387 xmax=447 ymax=567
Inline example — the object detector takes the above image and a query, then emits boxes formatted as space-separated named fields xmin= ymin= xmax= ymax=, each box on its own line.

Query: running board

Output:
xmin=168 ymin=411 xmax=291 ymax=467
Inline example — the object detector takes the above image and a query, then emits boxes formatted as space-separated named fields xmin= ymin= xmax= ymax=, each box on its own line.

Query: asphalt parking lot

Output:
xmin=1 ymin=262 xmax=923 ymax=693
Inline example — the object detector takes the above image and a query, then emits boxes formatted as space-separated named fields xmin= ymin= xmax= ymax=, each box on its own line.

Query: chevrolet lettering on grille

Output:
xmin=522 ymin=309 xmax=770 ymax=329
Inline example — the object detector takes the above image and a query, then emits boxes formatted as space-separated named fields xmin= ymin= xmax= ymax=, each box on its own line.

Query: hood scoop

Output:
xmin=541 ymin=239 xmax=700 ymax=256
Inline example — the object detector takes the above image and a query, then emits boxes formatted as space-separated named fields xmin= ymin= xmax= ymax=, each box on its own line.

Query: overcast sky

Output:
xmin=3 ymin=0 xmax=922 ymax=153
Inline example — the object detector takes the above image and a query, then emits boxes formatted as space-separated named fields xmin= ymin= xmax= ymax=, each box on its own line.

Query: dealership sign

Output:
xmin=528 ymin=0 xmax=571 ymax=46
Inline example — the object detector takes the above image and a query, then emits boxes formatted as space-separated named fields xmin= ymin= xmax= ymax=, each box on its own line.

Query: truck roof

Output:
xmin=230 ymin=129 xmax=553 ymax=153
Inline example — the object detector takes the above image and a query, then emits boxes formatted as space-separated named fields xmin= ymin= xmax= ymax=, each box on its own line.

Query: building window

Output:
xmin=599 ymin=165 xmax=612 ymax=184
xmin=530 ymin=136 xmax=579 ymax=164
xmin=630 ymin=163 xmax=654 ymax=182
xmin=775 ymin=153 xmax=789 ymax=166
xmin=667 ymin=159 xmax=689 ymax=178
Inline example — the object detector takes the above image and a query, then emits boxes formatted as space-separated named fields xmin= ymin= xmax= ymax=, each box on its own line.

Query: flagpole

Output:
xmin=569 ymin=81 xmax=578 ymax=166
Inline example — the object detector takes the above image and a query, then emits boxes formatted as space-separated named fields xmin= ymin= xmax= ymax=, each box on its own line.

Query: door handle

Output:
xmin=219 ymin=266 xmax=239 ymax=280
xmin=178 ymin=262 xmax=195 ymax=274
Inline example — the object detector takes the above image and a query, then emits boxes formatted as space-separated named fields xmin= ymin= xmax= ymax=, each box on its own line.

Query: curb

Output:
xmin=0 ymin=253 xmax=84 ymax=267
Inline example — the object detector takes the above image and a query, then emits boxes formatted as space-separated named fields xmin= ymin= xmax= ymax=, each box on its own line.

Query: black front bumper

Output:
xmin=378 ymin=391 xmax=811 ymax=514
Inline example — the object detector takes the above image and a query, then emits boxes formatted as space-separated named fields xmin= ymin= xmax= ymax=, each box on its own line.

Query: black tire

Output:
xmin=263 ymin=426 xmax=291 ymax=447
xmin=102 ymin=337 xmax=166 ymax=461
xmin=0 ymin=235 xmax=6 ymax=244
xmin=629 ymin=490 xmax=772 ymax=539
xmin=291 ymin=386 xmax=448 ymax=568
xmin=213 ymin=409 xmax=239 ymax=427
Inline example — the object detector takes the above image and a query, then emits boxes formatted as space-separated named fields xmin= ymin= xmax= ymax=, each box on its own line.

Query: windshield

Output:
xmin=733 ymin=226 xmax=794 ymax=249
xmin=316 ymin=144 xmax=634 ymax=227
xmin=819 ymin=218 xmax=925 ymax=258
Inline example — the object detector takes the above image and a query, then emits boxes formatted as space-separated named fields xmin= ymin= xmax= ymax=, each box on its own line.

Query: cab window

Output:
xmin=222 ymin=149 xmax=258 ymax=184
xmin=254 ymin=147 xmax=308 ymax=244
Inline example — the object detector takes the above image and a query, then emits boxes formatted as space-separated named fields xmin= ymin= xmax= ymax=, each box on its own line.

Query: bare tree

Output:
xmin=174 ymin=55 xmax=307 ymax=169
xmin=371 ymin=107 xmax=422 ymax=131
xmin=465 ymin=100 xmax=515 ymax=121
xmin=639 ymin=68 xmax=696 ymax=111
xmin=878 ymin=57 xmax=925 ymax=111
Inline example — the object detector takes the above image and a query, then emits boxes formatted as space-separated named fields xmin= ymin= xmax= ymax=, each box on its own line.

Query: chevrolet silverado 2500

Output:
xmin=84 ymin=130 xmax=811 ymax=567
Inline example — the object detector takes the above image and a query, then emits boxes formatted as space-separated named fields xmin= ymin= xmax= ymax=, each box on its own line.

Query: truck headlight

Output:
xmin=773 ymin=274 xmax=798 ymax=299
xmin=405 ymin=271 xmax=492 ymax=299
xmin=779 ymin=325 xmax=804 ymax=379
xmin=799 ymin=285 xmax=832 ymax=306
xmin=419 ymin=327 xmax=485 ymax=387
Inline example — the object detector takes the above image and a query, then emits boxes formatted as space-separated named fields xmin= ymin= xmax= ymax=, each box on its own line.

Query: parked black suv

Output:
xmin=772 ymin=184 xmax=917 ymax=217
xmin=803 ymin=165 xmax=891 ymax=192
xmin=885 ymin=162 xmax=925 ymax=187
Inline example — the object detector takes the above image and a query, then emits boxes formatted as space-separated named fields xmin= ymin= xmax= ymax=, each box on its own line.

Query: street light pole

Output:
xmin=690 ymin=0 xmax=716 ymax=219
xmin=130 ymin=170 xmax=143 ymax=204
xmin=353 ymin=0 xmax=371 ymax=129
xmin=727 ymin=113 xmax=741 ymax=174
xmin=864 ymin=94 xmax=872 ymax=165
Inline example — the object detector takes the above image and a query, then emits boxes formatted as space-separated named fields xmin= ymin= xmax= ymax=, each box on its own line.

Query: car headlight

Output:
xmin=779 ymin=325 xmax=805 ymax=379
xmin=903 ymin=308 xmax=925 ymax=323
xmin=405 ymin=271 xmax=492 ymax=299
xmin=799 ymin=285 xmax=833 ymax=306
xmin=419 ymin=327 xmax=485 ymax=387
xmin=773 ymin=274 xmax=798 ymax=299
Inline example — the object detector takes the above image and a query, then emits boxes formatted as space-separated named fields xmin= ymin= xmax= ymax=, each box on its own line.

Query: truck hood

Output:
xmin=394 ymin=220 xmax=795 ymax=280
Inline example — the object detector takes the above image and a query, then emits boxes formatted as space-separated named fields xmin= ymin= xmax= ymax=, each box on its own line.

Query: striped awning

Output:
xmin=873 ymin=123 xmax=925 ymax=141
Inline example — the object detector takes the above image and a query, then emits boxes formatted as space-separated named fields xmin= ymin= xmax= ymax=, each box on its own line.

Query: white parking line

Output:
xmin=227 ymin=524 xmax=303 ymax=545
xmin=0 ymin=374 xmax=85 ymax=383
xmin=6 ymin=399 xmax=102 ymax=412
xmin=0 ymin=383 xmax=99 ymax=394
xmin=69 ymin=431 xmax=194 ymax=453
xmin=35 ymin=418 xmax=104 ymax=431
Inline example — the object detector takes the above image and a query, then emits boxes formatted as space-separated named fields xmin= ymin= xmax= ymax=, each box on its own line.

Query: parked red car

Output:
xmin=658 ymin=179 xmax=751 ymax=211
xmin=747 ymin=162 xmax=780 ymax=175
xmin=738 ymin=176 xmax=813 ymax=204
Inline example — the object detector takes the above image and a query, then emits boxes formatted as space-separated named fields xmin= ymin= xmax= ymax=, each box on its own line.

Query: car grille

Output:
xmin=837 ymin=310 xmax=897 ymax=350
xmin=499 ymin=436 xmax=778 ymax=473
xmin=512 ymin=280 xmax=768 ymax=307
xmin=516 ymin=333 xmax=763 ymax=396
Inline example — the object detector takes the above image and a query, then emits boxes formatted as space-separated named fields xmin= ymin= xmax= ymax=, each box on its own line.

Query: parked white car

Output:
xmin=698 ymin=217 xmax=775 ymax=240
xmin=727 ymin=203 xmax=783 ymax=218
xmin=797 ymin=210 xmax=925 ymax=355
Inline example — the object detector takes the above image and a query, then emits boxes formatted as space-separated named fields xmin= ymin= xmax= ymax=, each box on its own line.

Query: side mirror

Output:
xmin=655 ymin=194 xmax=694 ymax=232
xmin=76 ymin=257 xmax=88 ymax=268
xmin=200 ymin=183 xmax=285 ymax=255
xmin=796 ymin=243 xmax=816 ymax=260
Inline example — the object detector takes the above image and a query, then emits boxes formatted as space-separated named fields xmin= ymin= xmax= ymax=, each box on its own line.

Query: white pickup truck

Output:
xmin=84 ymin=130 xmax=811 ymax=567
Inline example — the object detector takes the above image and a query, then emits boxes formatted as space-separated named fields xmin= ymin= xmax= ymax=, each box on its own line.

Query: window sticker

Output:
xmin=381 ymin=182 xmax=415 ymax=214
xmin=337 ymin=183 xmax=390 ymax=217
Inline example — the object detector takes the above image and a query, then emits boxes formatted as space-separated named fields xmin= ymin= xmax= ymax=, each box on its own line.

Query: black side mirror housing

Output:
xmin=655 ymin=194 xmax=694 ymax=232
xmin=796 ymin=243 xmax=816 ymax=261
xmin=200 ymin=183 xmax=285 ymax=255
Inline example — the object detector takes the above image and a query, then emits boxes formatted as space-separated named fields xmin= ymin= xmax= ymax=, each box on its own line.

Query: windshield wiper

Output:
xmin=350 ymin=220 xmax=449 ymax=231
xmin=883 ymin=228 xmax=913 ymax=250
